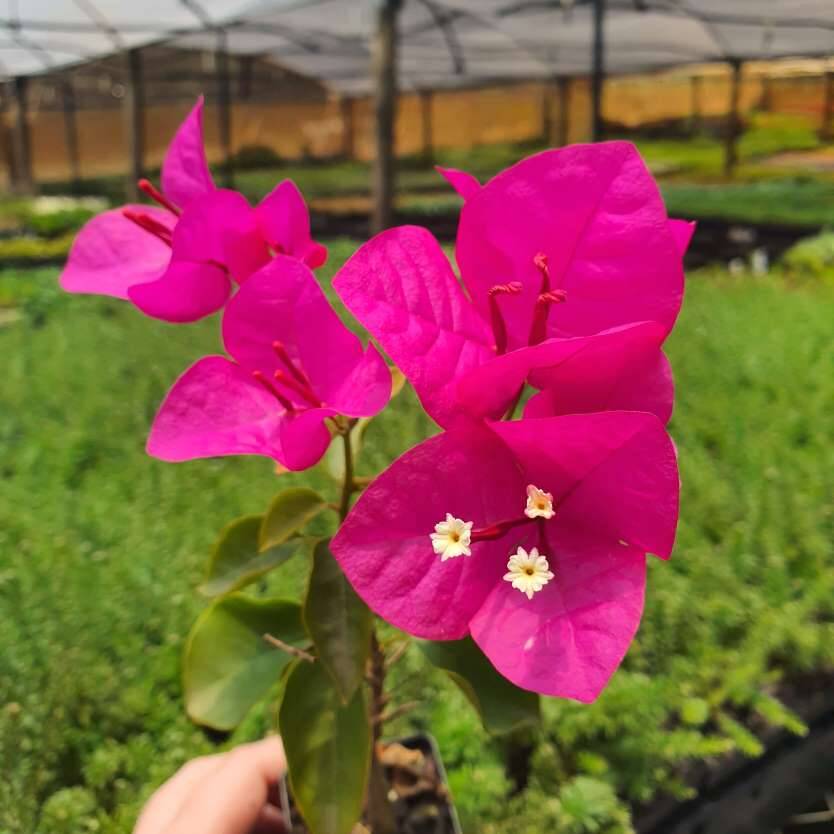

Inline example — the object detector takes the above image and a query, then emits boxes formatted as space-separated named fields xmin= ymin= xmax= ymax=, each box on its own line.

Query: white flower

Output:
xmin=430 ymin=513 xmax=473 ymax=561
xmin=503 ymin=546 xmax=555 ymax=599
xmin=524 ymin=484 xmax=555 ymax=519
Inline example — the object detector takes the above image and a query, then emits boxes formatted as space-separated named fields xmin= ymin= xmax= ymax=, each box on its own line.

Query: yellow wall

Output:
xmin=7 ymin=66 xmax=833 ymax=187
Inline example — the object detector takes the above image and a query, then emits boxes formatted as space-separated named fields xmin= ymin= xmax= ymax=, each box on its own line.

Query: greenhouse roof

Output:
xmin=3 ymin=1 xmax=834 ymax=90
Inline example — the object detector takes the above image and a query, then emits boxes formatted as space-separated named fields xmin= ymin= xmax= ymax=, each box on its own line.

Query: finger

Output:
xmin=133 ymin=753 xmax=225 ymax=834
xmin=168 ymin=736 xmax=287 ymax=834
xmin=251 ymin=803 xmax=290 ymax=834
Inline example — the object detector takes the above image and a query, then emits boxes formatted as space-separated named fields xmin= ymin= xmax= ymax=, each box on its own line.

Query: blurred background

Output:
xmin=1 ymin=2 xmax=834 ymax=833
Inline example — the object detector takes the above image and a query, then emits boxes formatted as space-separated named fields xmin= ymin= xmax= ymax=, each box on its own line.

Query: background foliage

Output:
xmin=1 ymin=235 xmax=833 ymax=833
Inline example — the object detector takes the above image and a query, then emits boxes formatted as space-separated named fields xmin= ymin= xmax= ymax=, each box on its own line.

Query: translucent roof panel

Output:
xmin=0 ymin=0 xmax=261 ymax=77
xmin=2 ymin=1 xmax=834 ymax=88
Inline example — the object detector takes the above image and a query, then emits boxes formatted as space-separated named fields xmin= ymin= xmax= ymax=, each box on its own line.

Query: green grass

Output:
xmin=662 ymin=178 xmax=834 ymax=227
xmin=2 ymin=244 xmax=834 ymax=833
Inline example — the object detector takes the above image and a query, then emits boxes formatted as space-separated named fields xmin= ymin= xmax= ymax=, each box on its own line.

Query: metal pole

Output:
xmin=238 ymin=55 xmax=254 ymax=99
xmin=689 ymin=74 xmax=701 ymax=135
xmin=340 ymin=96 xmax=354 ymax=159
xmin=11 ymin=76 xmax=34 ymax=195
xmin=724 ymin=59 xmax=743 ymax=178
xmin=591 ymin=0 xmax=605 ymax=142
xmin=216 ymin=29 xmax=233 ymax=188
xmin=540 ymin=83 xmax=551 ymax=143
xmin=122 ymin=48 xmax=144 ymax=202
xmin=61 ymin=80 xmax=81 ymax=189
xmin=371 ymin=0 xmax=402 ymax=234
xmin=557 ymin=77 xmax=571 ymax=146
xmin=419 ymin=89 xmax=433 ymax=162
xmin=821 ymin=70 xmax=834 ymax=142
xmin=761 ymin=73 xmax=773 ymax=113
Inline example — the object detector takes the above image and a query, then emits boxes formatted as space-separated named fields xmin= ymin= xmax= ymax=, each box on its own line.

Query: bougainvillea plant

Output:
xmin=60 ymin=101 xmax=687 ymax=834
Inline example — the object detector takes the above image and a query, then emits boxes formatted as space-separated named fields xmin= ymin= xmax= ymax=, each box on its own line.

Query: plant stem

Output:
xmin=503 ymin=384 xmax=525 ymax=420
xmin=335 ymin=422 xmax=395 ymax=832
xmin=338 ymin=426 xmax=356 ymax=522
xmin=262 ymin=633 xmax=315 ymax=663
xmin=366 ymin=630 xmax=396 ymax=833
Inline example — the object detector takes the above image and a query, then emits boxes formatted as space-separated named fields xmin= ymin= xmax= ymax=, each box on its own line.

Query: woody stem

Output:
xmin=336 ymin=425 xmax=396 ymax=831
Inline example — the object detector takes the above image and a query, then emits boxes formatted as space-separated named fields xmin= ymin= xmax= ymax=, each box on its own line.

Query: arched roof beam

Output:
xmin=413 ymin=0 xmax=466 ymax=75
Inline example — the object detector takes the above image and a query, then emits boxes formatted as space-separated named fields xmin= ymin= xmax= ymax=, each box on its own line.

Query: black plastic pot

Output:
xmin=385 ymin=733 xmax=463 ymax=834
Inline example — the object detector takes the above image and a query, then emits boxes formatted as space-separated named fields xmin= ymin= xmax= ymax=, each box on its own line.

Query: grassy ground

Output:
xmin=1 ymin=245 xmax=834 ymax=833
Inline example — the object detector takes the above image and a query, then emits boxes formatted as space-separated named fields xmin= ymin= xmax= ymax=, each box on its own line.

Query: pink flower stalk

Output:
xmin=332 ymin=411 xmax=679 ymax=701
xmin=334 ymin=223 xmax=676 ymax=429
xmin=60 ymin=97 xmax=326 ymax=323
xmin=147 ymin=256 xmax=390 ymax=471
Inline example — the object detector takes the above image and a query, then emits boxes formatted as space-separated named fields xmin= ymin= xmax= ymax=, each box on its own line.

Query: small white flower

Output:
xmin=524 ymin=484 xmax=555 ymax=519
xmin=430 ymin=513 xmax=473 ymax=561
xmin=503 ymin=546 xmax=555 ymax=599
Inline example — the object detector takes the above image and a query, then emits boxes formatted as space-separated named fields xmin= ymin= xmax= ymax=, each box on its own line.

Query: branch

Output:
xmin=384 ymin=638 xmax=411 ymax=670
xmin=263 ymin=633 xmax=315 ymax=663
xmin=376 ymin=700 xmax=421 ymax=726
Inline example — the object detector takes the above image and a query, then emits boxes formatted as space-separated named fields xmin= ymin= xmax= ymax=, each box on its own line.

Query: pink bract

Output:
xmin=332 ymin=411 xmax=679 ymax=701
xmin=59 ymin=206 xmax=174 ymax=299
xmin=147 ymin=256 xmax=390 ymax=470
xmin=161 ymin=96 xmax=215 ymax=209
xmin=334 ymin=224 xmax=673 ymax=427
xmin=455 ymin=142 xmax=685 ymax=347
xmin=128 ymin=189 xmax=269 ymax=323
xmin=59 ymin=98 xmax=326 ymax=322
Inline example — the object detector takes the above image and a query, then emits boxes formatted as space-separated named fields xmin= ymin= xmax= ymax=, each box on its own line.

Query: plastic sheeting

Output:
xmin=2 ymin=1 xmax=834 ymax=89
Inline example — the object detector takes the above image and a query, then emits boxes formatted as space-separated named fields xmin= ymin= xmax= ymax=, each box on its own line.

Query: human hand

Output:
xmin=133 ymin=736 xmax=289 ymax=834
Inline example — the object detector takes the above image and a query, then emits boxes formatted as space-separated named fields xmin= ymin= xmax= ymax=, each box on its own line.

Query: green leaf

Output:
xmin=716 ymin=713 xmax=765 ymax=757
xmin=322 ymin=366 xmax=407 ymax=482
xmin=184 ymin=595 xmax=308 ymax=731
xmin=418 ymin=637 xmax=540 ymax=734
xmin=280 ymin=660 xmax=371 ymax=834
xmin=199 ymin=515 xmax=300 ymax=598
xmin=259 ymin=488 xmax=328 ymax=551
xmin=680 ymin=697 xmax=710 ymax=726
xmin=304 ymin=539 xmax=371 ymax=703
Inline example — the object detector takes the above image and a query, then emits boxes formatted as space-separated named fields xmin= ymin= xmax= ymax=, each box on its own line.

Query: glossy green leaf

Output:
xmin=304 ymin=539 xmax=371 ymax=703
xmin=184 ymin=595 xmax=308 ymax=731
xmin=280 ymin=660 xmax=371 ymax=834
xmin=199 ymin=515 xmax=300 ymax=598
xmin=418 ymin=636 xmax=540 ymax=734
xmin=259 ymin=488 xmax=328 ymax=551
xmin=323 ymin=366 xmax=406 ymax=482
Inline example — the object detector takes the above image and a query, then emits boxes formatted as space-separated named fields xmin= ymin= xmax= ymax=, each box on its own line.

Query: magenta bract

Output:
xmin=60 ymin=98 xmax=326 ymax=323
xmin=334 ymin=222 xmax=674 ymax=428
xmin=146 ymin=256 xmax=390 ymax=471
xmin=332 ymin=411 xmax=678 ymax=701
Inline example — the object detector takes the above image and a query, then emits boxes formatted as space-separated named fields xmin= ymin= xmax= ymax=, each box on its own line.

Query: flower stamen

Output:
xmin=529 ymin=288 xmax=568 ymax=345
xmin=272 ymin=340 xmax=312 ymax=388
xmin=533 ymin=252 xmax=550 ymax=293
xmin=138 ymin=178 xmax=182 ymax=217
xmin=488 ymin=281 xmax=523 ymax=355
xmin=273 ymin=370 xmax=322 ymax=408
xmin=251 ymin=370 xmax=295 ymax=412
xmin=122 ymin=209 xmax=173 ymax=246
